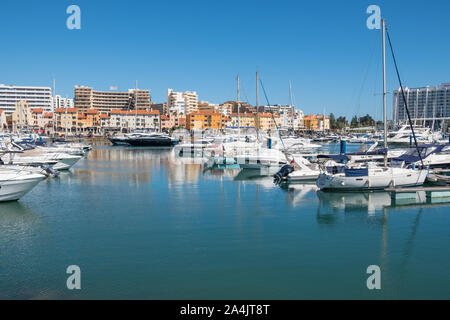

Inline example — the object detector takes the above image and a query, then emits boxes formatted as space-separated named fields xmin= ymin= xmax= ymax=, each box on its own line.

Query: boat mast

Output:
xmin=289 ymin=80 xmax=294 ymax=132
xmin=256 ymin=71 xmax=259 ymax=134
xmin=237 ymin=75 xmax=240 ymax=101
xmin=135 ymin=80 xmax=138 ymax=131
xmin=65 ymin=98 xmax=68 ymax=138
xmin=382 ymin=18 xmax=388 ymax=167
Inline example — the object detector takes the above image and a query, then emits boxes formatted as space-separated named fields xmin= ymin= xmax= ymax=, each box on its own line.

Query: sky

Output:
xmin=1 ymin=0 xmax=449 ymax=120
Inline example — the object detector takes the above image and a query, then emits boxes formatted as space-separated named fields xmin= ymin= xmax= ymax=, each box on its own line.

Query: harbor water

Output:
xmin=1 ymin=144 xmax=450 ymax=299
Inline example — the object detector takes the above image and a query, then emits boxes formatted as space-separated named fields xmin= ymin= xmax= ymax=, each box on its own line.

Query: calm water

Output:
xmin=1 ymin=145 xmax=450 ymax=299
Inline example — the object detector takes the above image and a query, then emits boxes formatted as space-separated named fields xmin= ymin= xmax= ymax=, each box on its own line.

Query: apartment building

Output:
xmin=167 ymin=89 xmax=198 ymax=115
xmin=74 ymin=86 xmax=151 ymax=114
xmin=257 ymin=113 xmax=281 ymax=131
xmin=12 ymin=100 xmax=34 ymax=128
xmin=51 ymin=95 xmax=74 ymax=111
xmin=109 ymin=110 xmax=160 ymax=131
xmin=55 ymin=108 xmax=79 ymax=132
xmin=0 ymin=110 xmax=7 ymax=129
xmin=230 ymin=113 xmax=256 ymax=129
xmin=393 ymin=83 xmax=450 ymax=128
xmin=186 ymin=111 xmax=226 ymax=130
xmin=0 ymin=84 xmax=52 ymax=114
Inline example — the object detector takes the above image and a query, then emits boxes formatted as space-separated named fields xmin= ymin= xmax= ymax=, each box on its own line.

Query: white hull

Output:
xmin=317 ymin=167 xmax=427 ymax=191
xmin=0 ymin=173 xmax=45 ymax=202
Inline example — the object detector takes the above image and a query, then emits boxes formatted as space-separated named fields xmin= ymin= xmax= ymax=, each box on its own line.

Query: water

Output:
xmin=1 ymin=145 xmax=450 ymax=299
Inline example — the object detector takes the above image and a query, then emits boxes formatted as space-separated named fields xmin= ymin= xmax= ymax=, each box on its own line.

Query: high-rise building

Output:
xmin=167 ymin=89 xmax=198 ymax=115
xmin=0 ymin=84 xmax=52 ymax=114
xmin=393 ymin=83 xmax=450 ymax=128
xmin=51 ymin=95 xmax=74 ymax=110
xmin=74 ymin=86 xmax=151 ymax=114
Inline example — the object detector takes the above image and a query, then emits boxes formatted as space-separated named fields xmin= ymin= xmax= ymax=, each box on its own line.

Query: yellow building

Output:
xmin=257 ymin=112 xmax=280 ymax=131
xmin=186 ymin=111 xmax=224 ymax=130
xmin=55 ymin=108 xmax=79 ymax=132
xmin=230 ymin=113 xmax=256 ymax=128
xmin=12 ymin=100 xmax=33 ymax=129
xmin=303 ymin=114 xmax=318 ymax=130
xmin=78 ymin=109 xmax=100 ymax=132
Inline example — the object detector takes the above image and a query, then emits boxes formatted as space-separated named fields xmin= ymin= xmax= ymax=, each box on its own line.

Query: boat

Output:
xmin=316 ymin=19 xmax=427 ymax=191
xmin=316 ymin=162 xmax=427 ymax=191
xmin=112 ymin=132 xmax=176 ymax=147
xmin=0 ymin=167 xmax=46 ymax=202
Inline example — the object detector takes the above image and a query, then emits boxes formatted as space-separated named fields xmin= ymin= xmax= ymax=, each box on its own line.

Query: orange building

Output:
xmin=303 ymin=114 xmax=318 ymax=130
xmin=186 ymin=111 xmax=225 ymax=130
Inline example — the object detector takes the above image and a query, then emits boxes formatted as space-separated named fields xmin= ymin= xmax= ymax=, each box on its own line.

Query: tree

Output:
xmin=329 ymin=113 xmax=336 ymax=129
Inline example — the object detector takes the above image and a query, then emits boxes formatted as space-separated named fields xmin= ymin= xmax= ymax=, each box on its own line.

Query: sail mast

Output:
xmin=256 ymin=71 xmax=259 ymax=134
xmin=289 ymin=80 xmax=294 ymax=131
xmin=382 ymin=18 xmax=388 ymax=167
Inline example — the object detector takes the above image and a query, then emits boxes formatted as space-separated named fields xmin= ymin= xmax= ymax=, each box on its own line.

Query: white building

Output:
xmin=51 ymin=95 xmax=74 ymax=111
xmin=261 ymin=105 xmax=304 ymax=130
xmin=393 ymin=83 xmax=450 ymax=129
xmin=109 ymin=110 xmax=160 ymax=131
xmin=0 ymin=84 xmax=52 ymax=114
xmin=0 ymin=110 xmax=6 ymax=130
xmin=167 ymin=89 xmax=198 ymax=115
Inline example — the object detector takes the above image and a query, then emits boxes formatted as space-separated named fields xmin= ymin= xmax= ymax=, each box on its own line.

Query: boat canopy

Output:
xmin=344 ymin=168 xmax=369 ymax=177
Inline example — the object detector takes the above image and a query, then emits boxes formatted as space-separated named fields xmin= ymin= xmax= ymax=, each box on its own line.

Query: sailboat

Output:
xmin=316 ymin=19 xmax=427 ymax=191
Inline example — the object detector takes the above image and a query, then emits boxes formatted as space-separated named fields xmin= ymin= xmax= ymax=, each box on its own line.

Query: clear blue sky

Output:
xmin=1 ymin=0 xmax=449 ymax=119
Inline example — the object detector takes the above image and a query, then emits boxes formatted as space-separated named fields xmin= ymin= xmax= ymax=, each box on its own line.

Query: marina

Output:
xmin=2 ymin=0 xmax=450 ymax=305
xmin=1 ymin=143 xmax=450 ymax=299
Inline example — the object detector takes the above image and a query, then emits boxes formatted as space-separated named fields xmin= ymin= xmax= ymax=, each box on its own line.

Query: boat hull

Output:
xmin=0 ymin=175 xmax=45 ymax=202
xmin=317 ymin=169 xmax=427 ymax=191
xmin=126 ymin=138 xmax=175 ymax=147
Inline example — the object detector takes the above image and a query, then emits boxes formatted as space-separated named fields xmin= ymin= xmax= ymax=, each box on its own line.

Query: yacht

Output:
xmin=110 ymin=132 xmax=176 ymax=147
xmin=0 ymin=167 xmax=46 ymax=202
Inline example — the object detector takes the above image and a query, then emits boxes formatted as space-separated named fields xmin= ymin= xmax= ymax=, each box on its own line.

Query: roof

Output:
xmin=0 ymin=109 xmax=3 ymax=114
xmin=160 ymin=115 xmax=169 ymax=120
xmin=86 ymin=109 xmax=99 ymax=114
xmin=231 ymin=113 xmax=255 ymax=117
xmin=110 ymin=109 xmax=160 ymax=115
xmin=44 ymin=112 xmax=53 ymax=118
xmin=32 ymin=108 xmax=44 ymax=114
xmin=100 ymin=114 xmax=110 ymax=119
xmin=55 ymin=108 xmax=78 ymax=113
xmin=304 ymin=114 xmax=317 ymax=120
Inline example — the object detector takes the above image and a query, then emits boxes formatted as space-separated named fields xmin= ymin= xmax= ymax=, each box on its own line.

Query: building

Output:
xmin=393 ymin=83 xmax=450 ymax=128
xmin=0 ymin=84 xmax=52 ymax=114
xmin=11 ymin=100 xmax=34 ymax=129
xmin=74 ymin=86 xmax=151 ymax=114
xmin=167 ymin=89 xmax=198 ymax=115
xmin=0 ymin=110 xmax=6 ymax=129
xmin=55 ymin=108 xmax=79 ymax=133
xmin=31 ymin=108 xmax=45 ymax=128
xmin=316 ymin=115 xmax=330 ymax=130
xmin=78 ymin=109 xmax=101 ymax=134
xmin=303 ymin=114 xmax=318 ymax=130
xmin=257 ymin=113 xmax=281 ymax=131
xmin=110 ymin=110 xmax=160 ymax=132
xmin=230 ymin=113 xmax=256 ymax=129
xmin=160 ymin=115 xmax=175 ymax=131
xmin=51 ymin=95 xmax=74 ymax=111
xmin=150 ymin=102 xmax=168 ymax=115
xmin=186 ymin=111 xmax=225 ymax=131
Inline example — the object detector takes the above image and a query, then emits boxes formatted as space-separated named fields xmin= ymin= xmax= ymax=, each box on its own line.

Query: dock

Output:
xmin=385 ymin=186 xmax=450 ymax=204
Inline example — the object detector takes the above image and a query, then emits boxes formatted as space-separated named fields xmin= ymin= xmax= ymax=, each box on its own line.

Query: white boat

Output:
xmin=0 ymin=167 xmax=46 ymax=202
xmin=316 ymin=19 xmax=427 ymax=191
xmin=316 ymin=163 xmax=427 ymax=191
